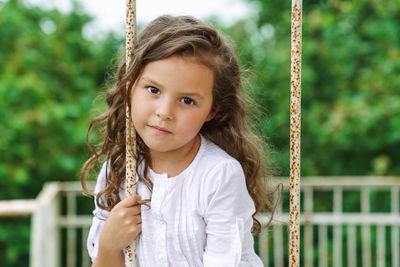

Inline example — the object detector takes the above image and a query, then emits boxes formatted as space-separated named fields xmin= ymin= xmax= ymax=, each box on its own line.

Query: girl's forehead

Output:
xmin=151 ymin=54 xmax=212 ymax=67
xmin=141 ymin=56 xmax=214 ymax=79
xmin=142 ymin=55 xmax=214 ymax=77
xmin=143 ymin=52 xmax=215 ymax=70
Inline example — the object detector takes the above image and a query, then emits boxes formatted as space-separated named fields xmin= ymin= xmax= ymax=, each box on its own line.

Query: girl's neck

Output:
xmin=150 ymin=135 xmax=201 ymax=178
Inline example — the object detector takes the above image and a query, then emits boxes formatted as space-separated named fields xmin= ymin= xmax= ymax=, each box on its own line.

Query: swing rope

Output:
xmin=125 ymin=0 xmax=138 ymax=266
xmin=289 ymin=0 xmax=302 ymax=266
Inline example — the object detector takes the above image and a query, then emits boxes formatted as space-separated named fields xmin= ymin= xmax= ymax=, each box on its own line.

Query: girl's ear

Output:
xmin=205 ymin=106 xmax=219 ymax=122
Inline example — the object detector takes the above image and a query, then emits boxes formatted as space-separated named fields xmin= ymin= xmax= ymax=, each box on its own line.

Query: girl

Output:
xmin=81 ymin=15 xmax=276 ymax=267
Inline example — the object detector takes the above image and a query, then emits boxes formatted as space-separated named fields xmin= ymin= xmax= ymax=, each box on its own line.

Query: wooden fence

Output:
xmin=0 ymin=177 xmax=399 ymax=267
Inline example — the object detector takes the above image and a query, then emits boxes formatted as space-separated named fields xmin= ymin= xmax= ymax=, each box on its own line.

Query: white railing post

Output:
xmin=31 ymin=183 xmax=60 ymax=267
xmin=67 ymin=191 xmax=77 ymax=267
xmin=273 ymin=224 xmax=284 ymax=267
xmin=392 ymin=186 xmax=399 ymax=267
xmin=333 ymin=186 xmax=342 ymax=267
xmin=318 ymin=224 xmax=328 ymax=267
xmin=304 ymin=186 xmax=313 ymax=267
xmin=82 ymin=227 xmax=91 ymax=266
xmin=273 ymin=194 xmax=284 ymax=267
xmin=361 ymin=187 xmax=371 ymax=267
xmin=377 ymin=225 xmax=385 ymax=267
xmin=347 ymin=224 xmax=357 ymax=267
xmin=259 ymin=229 xmax=269 ymax=266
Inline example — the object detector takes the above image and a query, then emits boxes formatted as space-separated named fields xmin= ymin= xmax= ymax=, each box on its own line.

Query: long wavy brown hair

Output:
xmin=81 ymin=15 xmax=279 ymax=235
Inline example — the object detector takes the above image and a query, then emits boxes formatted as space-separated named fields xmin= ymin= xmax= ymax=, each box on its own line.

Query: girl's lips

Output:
xmin=150 ymin=125 xmax=171 ymax=134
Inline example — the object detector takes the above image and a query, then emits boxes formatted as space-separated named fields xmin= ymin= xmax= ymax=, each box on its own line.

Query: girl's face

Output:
xmin=130 ymin=55 xmax=215 ymax=157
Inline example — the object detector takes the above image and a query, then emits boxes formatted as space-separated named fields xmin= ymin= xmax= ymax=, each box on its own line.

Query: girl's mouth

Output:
xmin=150 ymin=125 xmax=171 ymax=134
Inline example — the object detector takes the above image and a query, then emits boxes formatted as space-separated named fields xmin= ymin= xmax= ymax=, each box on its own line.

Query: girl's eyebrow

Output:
xmin=141 ymin=77 xmax=163 ymax=89
xmin=180 ymin=92 xmax=204 ymax=99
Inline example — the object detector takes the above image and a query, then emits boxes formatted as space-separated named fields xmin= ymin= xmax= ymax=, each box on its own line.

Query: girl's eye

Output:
xmin=181 ymin=97 xmax=195 ymax=105
xmin=147 ymin=86 xmax=160 ymax=94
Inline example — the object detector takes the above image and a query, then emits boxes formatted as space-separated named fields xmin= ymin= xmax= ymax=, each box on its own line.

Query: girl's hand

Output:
xmin=97 ymin=195 xmax=142 ymax=258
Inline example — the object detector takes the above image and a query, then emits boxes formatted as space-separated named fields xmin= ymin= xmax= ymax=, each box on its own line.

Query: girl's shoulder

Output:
xmin=196 ymin=136 xmax=244 ymax=184
xmin=196 ymin=136 xmax=252 ymax=212
xmin=95 ymin=161 xmax=125 ymax=198
xmin=199 ymin=136 xmax=241 ymax=168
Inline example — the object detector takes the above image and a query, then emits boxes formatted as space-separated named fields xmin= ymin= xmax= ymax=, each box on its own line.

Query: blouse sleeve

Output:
xmin=202 ymin=159 xmax=263 ymax=267
xmin=86 ymin=162 xmax=110 ymax=263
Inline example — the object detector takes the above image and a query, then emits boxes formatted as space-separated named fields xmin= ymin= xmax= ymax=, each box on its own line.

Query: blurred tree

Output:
xmin=0 ymin=0 xmax=123 ymax=199
xmin=224 ymin=0 xmax=400 ymax=176
xmin=217 ymin=1 xmax=399 ymax=264
xmin=0 ymin=0 xmax=123 ymax=265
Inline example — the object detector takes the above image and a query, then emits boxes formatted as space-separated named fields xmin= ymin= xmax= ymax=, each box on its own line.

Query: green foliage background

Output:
xmin=227 ymin=0 xmax=400 ymax=176
xmin=0 ymin=0 xmax=399 ymax=265
xmin=0 ymin=0 xmax=123 ymax=264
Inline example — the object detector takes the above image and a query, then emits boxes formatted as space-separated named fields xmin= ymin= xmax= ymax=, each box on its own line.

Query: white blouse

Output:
xmin=87 ymin=135 xmax=264 ymax=266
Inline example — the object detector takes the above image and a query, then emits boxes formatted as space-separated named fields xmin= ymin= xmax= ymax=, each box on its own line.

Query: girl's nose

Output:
xmin=156 ymin=100 xmax=174 ymax=120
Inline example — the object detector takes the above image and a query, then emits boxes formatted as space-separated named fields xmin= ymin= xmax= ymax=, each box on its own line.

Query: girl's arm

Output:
xmin=202 ymin=160 xmax=262 ymax=267
xmin=92 ymin=195 xmax=142 ymax=267
xmin=92 ymin=247 xmax=124 ymax=267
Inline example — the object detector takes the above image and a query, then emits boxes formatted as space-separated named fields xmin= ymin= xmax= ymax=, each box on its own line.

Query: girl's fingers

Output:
xmin=118 ymin=194 xmax=142 ymax=208
xmin=132 ymin=194 xmax=142 ymax=202
xmin=131 ymin=207 xmax=141 ymax=216
xmin=125 ymin=206 xmax=141 ymax=217
xmin=136 ymin=199 xmax=150 ymax=205
xmin=134 ymin=215 xmax=141 ymax=224
xmin=134 ymin=223 xmax=142 ymax=236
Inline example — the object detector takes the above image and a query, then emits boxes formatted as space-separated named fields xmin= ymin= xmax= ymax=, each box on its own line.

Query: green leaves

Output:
xmin=0 ymin=1 xmax=122 ymax=264
xmin=0 ymin=0 xmax=120 ymax=200
xmin=228 ymin=0 xmax=400 ymax=175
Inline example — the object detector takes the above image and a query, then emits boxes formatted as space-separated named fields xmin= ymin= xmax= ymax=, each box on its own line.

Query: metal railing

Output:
xmin=0 ymin=182 xmax=94 ymax=267
xmin=259 ymin=177 xmax=400 ymax=267
xmin=0 ymin=177 xmax=399 ymax=267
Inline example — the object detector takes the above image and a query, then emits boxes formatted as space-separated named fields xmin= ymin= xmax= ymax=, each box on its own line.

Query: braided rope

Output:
xmin=289 ymin=0 xmax=302 ymax=266
xmin=125 ymin=0 xmax=138 ymax=266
